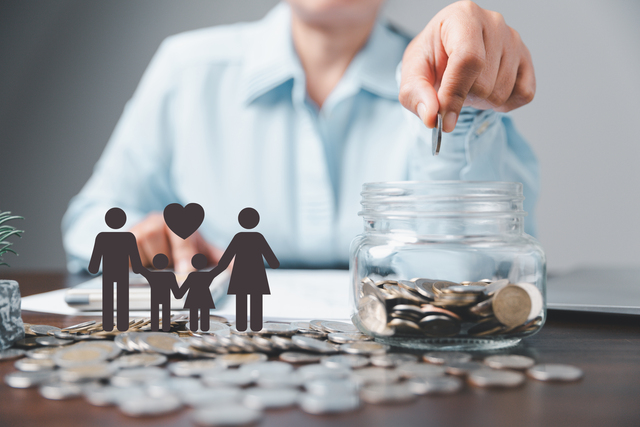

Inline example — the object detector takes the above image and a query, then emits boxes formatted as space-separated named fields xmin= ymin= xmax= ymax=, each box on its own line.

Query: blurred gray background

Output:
xmin=1 ymin=0 xmax=638 ymax=273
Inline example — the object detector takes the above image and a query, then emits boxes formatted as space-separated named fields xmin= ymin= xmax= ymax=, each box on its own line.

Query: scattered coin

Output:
xmin=320 ymin=321 xmax=359 ymax=333
xmin=14 ymin=337 xmax=40 ymax=349
xmin=468 ymin=369 xmax=526 ymax=388
xmin=138 ymin=332 xmax=182 ymax=355
xmin=112 ymin=353 xmax=167 ymax=369
xmin=322 ymin=354 xmax=370 ymax=370
xmin=297 ymin=364 xmax=351 ymax=381
xmin=341 ymin=341 xmax=389 ymax=356
xmin=240 ymin=361 xmax=293 ymax=378
xmin=14 ymin=358 xmax=56 ymax=372
xmin=423 ymin=351 xmax=472 ymax=365
xmin=407 ymin=376 xmax=463 ymax=395
xmin=30 ymin=325 xmax=61 ymax=336
xmin=299 ymin=393 xmax=360 ymax=415
xmin=119 ymin=394 xmax=182 ymax=417
xmin=168 ymin=359 xmax=224 ymax=377
xmin=396 ymin=362 xmax=446 ymax=379
xmin=4 ymin=371 xmax=57 ymax=388
xmin=59 ymin=363 xmax=115 ymax=382
xmin=39 ymin=381 xmax=83 ymax=400
xmin=361 ymin=383 xmax=417 ymax=404
xmin=182 ymin=387 xmax=243 ymax=407
xmin=370 ymin=353 xmax=418 ymax=368
xmin=217 ymin=353 xmax=268 ymax=367
xmin=292 ymin=336 xmax=338 ymax=354
xmin=26 ymin=347 xmax=60 ymax=360
xmin=244 ymin=387 xmax=300 ymax=410
xmin=0 ymin=348 xmax=26 ymax=361
xmin=111 ymin=367 xmax=168 ymax=387
xmin=279 ymin=352 xmax=322 ymax=364
xmin=444 ymin=361 xmax=486 ymax=376
xmin=192 ymin=404 xmax=263 ymax=426
xmin=526 ymin=364 xmax=584 ymax=382
xmin=53 ymin=346 xmax=109 ymax=368
xmin=484 ymin=354 xmax=535 ymax=370
xmin=351 ymin=367 xmax=401 ymax=385
xmin=327 ymin=332 xmax=372 ymax=344
xmin=35 ymin=336 xmax=74 ymax=347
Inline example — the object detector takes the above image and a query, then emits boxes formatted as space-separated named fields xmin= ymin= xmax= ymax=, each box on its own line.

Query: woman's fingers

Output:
xmin=130 ymin=213 xmax=171 ymax=268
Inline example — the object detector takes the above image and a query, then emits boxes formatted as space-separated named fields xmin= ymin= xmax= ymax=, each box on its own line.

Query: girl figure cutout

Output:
xmin=215 ymin=208 xmax=279 ymax=331
xmin=174 ymin=253 xmax=218 ymax=332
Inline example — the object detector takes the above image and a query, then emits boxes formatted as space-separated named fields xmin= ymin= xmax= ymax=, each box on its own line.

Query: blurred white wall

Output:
xmin=1 ymin=0 xmax=639 ymax=272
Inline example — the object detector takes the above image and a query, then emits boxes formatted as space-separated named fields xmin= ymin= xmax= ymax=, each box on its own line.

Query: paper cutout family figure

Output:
xmin=88 ymin=204 xmax=279 ymax=332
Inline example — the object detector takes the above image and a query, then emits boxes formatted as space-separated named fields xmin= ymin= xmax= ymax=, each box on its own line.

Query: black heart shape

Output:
xmin=163 ymin=203 xmax=205 ymax=240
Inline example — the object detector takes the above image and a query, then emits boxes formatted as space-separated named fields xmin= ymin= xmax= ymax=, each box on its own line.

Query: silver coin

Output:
xmin=327 ymin=332 xmax=372 ymax=344
xmin=182 ymin=386 xmax=243 ymax=407
xmin=396 ymin=362 xmax=446 ymax=379
xmin=360 ymin=383 xmax=417 ymax=404
xmin=423 ymin=351 xmax=472 ymax=365
xmin=26 ymin=347 xmax=60 ymax=360
xmin=192 ymin=404 xmax=263 ymax=426
xmin=484 ymin=354 xmax=535 ymax=370
xmin=370 ymin=353 xmax=418 ymax=368
xmin=407 ymin=376 xmax=463 ymax=395
xmin=216 ymin=353 xmax=268 ymax=367
xmin=526 ymin=364 xmax=584 ymax=382
xmin=257 ymin=323 xmax=298 ymax=336
xmin=322 ymin=354 xmax=369 ymax=370
xmin=320 ymin=321 xmax=358 ymax=334
xmin=60 ymin=362 xmax=116 ymax=382
xmin=444 ymin=361 xmax=486 ymax=376
xmin=299 ymin=392 xmax=360 ymax=415
xmin=249 ymin=336 xmax=275 ymax=353
xmin=53 ymin=346 xmax=110 ymax=368
xmin=146 ymin=377 xmax=203 ymax=397
xmin=168 ymin=359 xmax=225 ymax=377
xmin=256 ymin=372 xmax=304 ymax=388
xmin=15 ymin=357 xmax=56 ymax=372
xmin=292 ymin=336 xmax=338 ymax=354
xmin=240 ymin=361 xmax=293 ymax=378
xmin=137 ymin=332 xmax=182 ymax=355
xmin=14 ymin=337 xmax=40 ymax=349
xmin=432 ymin=112 xmax=442 ymax=155
xmin=202 ymin=369 xmax=254 ymax=387
xmin=35 ymin=336 xmax=74 ymax=347
xmin=30 ymin=325 xmax=61 ymax=336
xmin=244 ymin=387 xmax=300 ymax=410
xmin=290 ymin=321 xmax=311 ymax=330
xmin=468 ymin=368 xmax=525 ymax=388
xmin=0 ymin=348 xmax=26 ymax=361
xmin=351 ymin=367 xmax=401 ymax=385
xmin=187 ymin=320 xmax=231 ymax=336
xmin=83 ymin=384 xmax=146 ymax=406
xmin=111 ymin=367 xmax=168 ymax=387
xmin=304 ymin=378 xmax=359 ymax=396
xmin=114 ymin=332 xmax=138 ymax=352
xmin=279 ymin=352 xmax=322 ymax=364
xmin=270 ymin=336 xmax=294 ymax=351
xmin=4 ymin=371 xmax=58 ymax=388
xmin=112 ymin=353 xmax=167 ymax=369
xmin=309 ymin=320 xmax=327 ymax=332
xmin=62 ymin=320 xmax=96 ymax=331
xmin=119 ymin=394 xmax=182 ymax=417
xmin=79 ymin=341 xmax=122 ymax=360
xmin=52 ymin=330 xmax=79 ymax=341
xmin=297 ymin=364 xmax=351 ymax=381
xmin=340 ymin=341 xmax=389 ymax=356
xmin=296 ymin=329 xmax=328 ymax=339
xmin=39 ymin=381 xmax=83 ymax=400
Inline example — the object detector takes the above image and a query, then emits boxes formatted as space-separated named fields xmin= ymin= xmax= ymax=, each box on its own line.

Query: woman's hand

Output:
xmin=399 ymin=1 xmax=535 ymax=132
xmin=129 ymin=212 xmax=223 ymax=272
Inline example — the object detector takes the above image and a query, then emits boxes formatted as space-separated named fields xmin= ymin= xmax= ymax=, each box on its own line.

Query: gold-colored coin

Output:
xmin=492 ymin=285 xmax=531 ymax=327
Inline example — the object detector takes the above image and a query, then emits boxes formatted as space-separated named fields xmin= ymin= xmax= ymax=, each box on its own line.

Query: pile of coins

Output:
xmin=356 ymin=277 xmax=544 ymax=339
xmin=1 ymin=318 xmax=581 ymax=426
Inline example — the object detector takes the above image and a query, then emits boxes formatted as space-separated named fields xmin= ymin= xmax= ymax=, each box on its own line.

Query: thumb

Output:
xmin=166 ymin=228 xmax=199 ymax=273
xmin=399 ymin=36 xmax=440 ymax=128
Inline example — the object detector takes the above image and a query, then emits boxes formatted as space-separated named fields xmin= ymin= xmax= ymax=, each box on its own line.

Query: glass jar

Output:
xmin=349 ymin=181 xmax=546 ymax=351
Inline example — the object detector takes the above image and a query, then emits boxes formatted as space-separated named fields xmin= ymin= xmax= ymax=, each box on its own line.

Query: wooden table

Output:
xmin=1 ymin=271 xmax=640 ymax=427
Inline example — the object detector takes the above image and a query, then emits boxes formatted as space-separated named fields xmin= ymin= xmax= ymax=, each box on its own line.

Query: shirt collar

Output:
xmin=240 ymin=2 xmax=411 ymax=105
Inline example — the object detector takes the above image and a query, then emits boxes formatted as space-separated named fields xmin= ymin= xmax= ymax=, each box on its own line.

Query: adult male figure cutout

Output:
xmin=88 ymin=208 xmax=143 ymax=331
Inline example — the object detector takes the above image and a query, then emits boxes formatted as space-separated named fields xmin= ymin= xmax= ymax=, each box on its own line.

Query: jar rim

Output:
xmin=360 ymin=181 xmax=526 ymax=218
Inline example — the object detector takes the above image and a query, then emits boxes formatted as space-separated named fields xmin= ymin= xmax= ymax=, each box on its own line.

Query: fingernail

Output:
xmin=417 ymin=103 xmax=428 ymax=125
xmin=443 ymin=111 xmax=458 ymax=133
xmin=176 ymin=260 xmax=189 ymax=273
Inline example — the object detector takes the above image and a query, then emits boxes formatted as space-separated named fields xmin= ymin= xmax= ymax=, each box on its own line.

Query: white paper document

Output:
xmin=21 ymin=269 xmax=353 ymax=322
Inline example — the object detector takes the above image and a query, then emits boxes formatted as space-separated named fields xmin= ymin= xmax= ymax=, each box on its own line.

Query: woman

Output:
xmin=63 ymin=1 xmax=538 ymax=272
xmin=213 ymin=208 xmax=280 ymax=332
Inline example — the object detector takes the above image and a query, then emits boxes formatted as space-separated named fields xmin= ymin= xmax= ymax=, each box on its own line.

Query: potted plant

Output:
xmin=0 ymin=211 xmax=25 ymax=350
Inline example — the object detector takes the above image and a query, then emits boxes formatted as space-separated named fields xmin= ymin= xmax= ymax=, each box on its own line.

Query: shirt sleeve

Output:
xmin=61 ymin=38 xmax=182 ymax=273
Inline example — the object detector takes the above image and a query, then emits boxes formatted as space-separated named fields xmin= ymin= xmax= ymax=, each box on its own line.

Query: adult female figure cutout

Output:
xmin=215 ymin=208 xmax=279 ymax=331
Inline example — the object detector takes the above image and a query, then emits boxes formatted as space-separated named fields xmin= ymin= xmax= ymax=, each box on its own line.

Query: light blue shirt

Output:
xmin=62 ymin=3 xmax=539 ymax=273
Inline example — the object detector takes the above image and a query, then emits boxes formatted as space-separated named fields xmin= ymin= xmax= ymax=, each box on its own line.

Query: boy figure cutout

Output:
xmin=139 ymin=254 xmax=180 ymax=332
xmin=174 ymin=254 xmax=219 ymax=332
